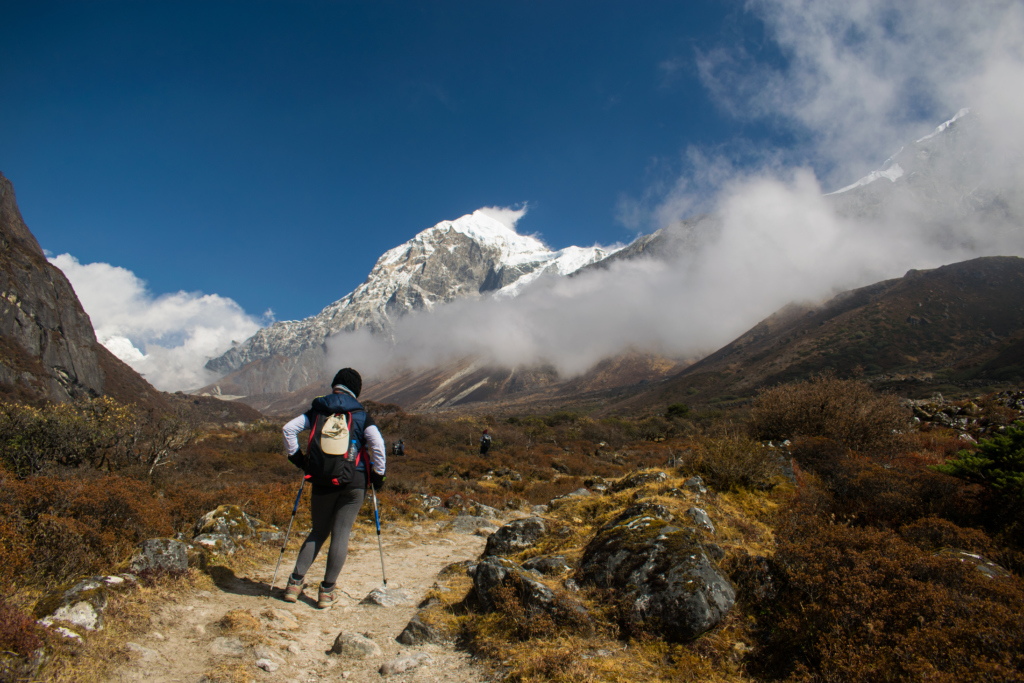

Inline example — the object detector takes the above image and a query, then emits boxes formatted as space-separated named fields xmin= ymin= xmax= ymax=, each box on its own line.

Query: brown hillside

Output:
xmin=614 ymin=255 xmax=1024 ymax=411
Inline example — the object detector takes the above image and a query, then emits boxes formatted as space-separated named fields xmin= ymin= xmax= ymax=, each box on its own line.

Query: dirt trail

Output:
xmin=109 ymin=523 xmax=492 ymax=683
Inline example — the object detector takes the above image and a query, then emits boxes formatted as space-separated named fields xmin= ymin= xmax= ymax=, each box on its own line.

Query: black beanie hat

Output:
xmin=332 ymin=368 xmax=362 ymax=397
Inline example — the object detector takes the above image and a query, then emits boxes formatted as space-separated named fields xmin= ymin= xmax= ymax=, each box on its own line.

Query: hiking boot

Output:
xmin=317 ymin=584 xmax=339 ymax=609
xmin=283 ymin=579 xmax=303 ymax=603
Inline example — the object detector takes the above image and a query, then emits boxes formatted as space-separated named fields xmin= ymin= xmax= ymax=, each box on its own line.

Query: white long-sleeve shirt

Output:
xmin=283 ymin=414 xmax=386 ymax=475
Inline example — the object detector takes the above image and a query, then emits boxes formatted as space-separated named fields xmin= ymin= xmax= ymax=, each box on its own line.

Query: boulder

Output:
xmin=531 ymin=504 xmax=549 ymax=515
xmin=35 ymin=576 xmax=117 ymax=632
xmin=330 ymin=632 xmax=382 ymax=659
xmin=469 ymin=502 xmax=500 ymax=518
xmin=610 ymin=470 xmax=668 ymax=492
xmin=129 ymin=538 xmax=188 ymax=575
xmin=522 ymin=556 xmax=571 ymax=575
xmin=683 ymin=476 xmax=707 ymax=495
xmin=686 ymin=507 xmax=716 ymax=535
xmin=193 ymin=533 xmax=236 ymax=555
xmin=483 ymin=517 xmax=547 ymax=557
xmin=604 ymin=503 xmax=674 ymax=530
xmin=576 ymin=515 xmax=735 ymax=642
xmin=396 ymin=605 xmax=450 ymax=645
xmin=193 ymin=505 xmax=256 ymax=540
xmin=472 ymin=556 xmax=589 ymax=627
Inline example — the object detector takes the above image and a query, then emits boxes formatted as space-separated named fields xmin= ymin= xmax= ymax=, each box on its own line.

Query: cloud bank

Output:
xmin=326 ymin=0 xmax=1024 ymax=383
xmin=50 ymin=254 xmax=263 ymax=392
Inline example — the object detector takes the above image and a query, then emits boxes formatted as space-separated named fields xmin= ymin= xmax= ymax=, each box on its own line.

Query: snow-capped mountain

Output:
xmin=205 ymin=211 xmax=617 ymax=385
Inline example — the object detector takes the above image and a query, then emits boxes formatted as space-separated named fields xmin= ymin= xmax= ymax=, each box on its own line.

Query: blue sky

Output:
xmin=5 ymin=1 xmax=1020 ymax=391
xmin=1 ymin=1 xmax=785 ymax=322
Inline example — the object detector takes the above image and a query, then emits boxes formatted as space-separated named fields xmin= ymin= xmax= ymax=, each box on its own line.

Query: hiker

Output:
xmin=281 ymin=368 xmax=386 ymax=608
xmin=392 ymin=439 xmax=405 ymax=456
xmin=480 ymin=429 xmax=492 ymax=455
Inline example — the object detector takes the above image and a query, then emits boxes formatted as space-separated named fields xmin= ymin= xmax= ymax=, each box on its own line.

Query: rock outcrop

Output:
xmin=576 ymin=513 xmax=735 ymax=642
xmin=0 ymin=172 xmax=104 ymax=402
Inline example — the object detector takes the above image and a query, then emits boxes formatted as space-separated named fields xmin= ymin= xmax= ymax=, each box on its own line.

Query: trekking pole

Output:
xmin=271 ymin=476 xmax=306 ymax=591
xmin=370 ymin=482 xmax=388 ymax=587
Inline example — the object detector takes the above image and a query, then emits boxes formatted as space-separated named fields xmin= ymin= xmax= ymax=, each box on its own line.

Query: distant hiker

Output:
xmin=480 ymin=429 xmax=492 ymax=455
xmin=281 ymin=368 xmax=387 ymax=608
xmin=393 ymin=439 xmax=405 ymax=456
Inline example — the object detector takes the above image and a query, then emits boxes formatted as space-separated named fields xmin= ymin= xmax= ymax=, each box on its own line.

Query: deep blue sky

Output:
xmin=1 ymin=1 xmax=783 ymax=322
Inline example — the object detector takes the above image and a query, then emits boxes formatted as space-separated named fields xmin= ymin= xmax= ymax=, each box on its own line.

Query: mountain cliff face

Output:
xmin=205 ymin=211 xmax=617 ymax=392
xmin=0 ymin=171 xmax=106 ymax=403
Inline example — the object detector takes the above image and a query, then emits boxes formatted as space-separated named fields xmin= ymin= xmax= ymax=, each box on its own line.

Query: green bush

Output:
xmin=932 ymin=423 xmax=1024 ymax=499
xmin=665 ymin=403 xmax=690 ymax=419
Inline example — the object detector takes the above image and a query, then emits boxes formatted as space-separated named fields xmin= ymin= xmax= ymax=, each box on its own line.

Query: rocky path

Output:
xmin=109 ymin=524 xmax=491 ymax=683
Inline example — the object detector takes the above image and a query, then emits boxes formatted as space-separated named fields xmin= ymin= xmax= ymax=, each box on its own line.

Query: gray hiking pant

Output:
xmin=290 ymin=485 xmax=365 ymax=586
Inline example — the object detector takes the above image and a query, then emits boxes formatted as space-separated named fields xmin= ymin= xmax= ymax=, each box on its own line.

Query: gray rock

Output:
xmin=396 ymin=606 xmax=449 ymax=645
xmin=576 ymin=515 xmax=735 ymax=642
xmin=686 ymin=507 xmax=716 ymax=535
xmin=35 ymin=576 xmax=110 ymax=631
xmin=256 ymin=529 xmax=285 ymax=545
xmin=472 ymin=556 xmax=590 ymax=628
xmin=444 ymin=515 xmax=498 ymax=534
xmin=130 ymin=538 xmax=188 ymax=575
xmin=522 ymin=556 xmax=571 ymax=575
xmin=380 ymin=652 xmax=432 ymax=676
xmin=439 ymin=560 xmax=477 ymax=577
xmin=484 ymin=517 xmax=546 ymax=557
xmin=530 ymin=505 xmax=549 ymax=515
xmin=194 ymin=505 xmax=259 ymax=540
xmin=936 ymin=548 xmax=1014 ymax=580
xmin=330 ymin=632 xmax=382 ymax=659
xmin=255 ymin=658 xmax=279 ymax=672
xmin=604 ymin=503 xmax=674 ymax=530
xmin=683 ymin=476 xmax=707 ymax=494
xmin=548 ymin=488 xmax=592 ymax=508
xmin=469 ymin=502 xmax=499 ymax=518
xmin=610 ymin=470 xmax=668 ymax=492
xmin=210 ymin=636 xmax=245 ymax=656
xmin=360 ymin=587 xmax=411 ymax=607
xmin=193 ymin=533 xmax=236 ymax=555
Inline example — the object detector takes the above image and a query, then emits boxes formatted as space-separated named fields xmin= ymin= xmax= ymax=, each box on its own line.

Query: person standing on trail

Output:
xmin=479 ymin=429 xmax=492 ymax=455
xmin=281 ymin=368 xmax=386 ymax=608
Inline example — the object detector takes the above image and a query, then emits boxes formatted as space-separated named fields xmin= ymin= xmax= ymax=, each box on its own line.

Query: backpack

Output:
xmin=304 ymin=408 xmax=367 ymax=486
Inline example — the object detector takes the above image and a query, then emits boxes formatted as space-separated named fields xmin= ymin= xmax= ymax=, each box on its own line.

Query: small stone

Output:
xmin=287 ymin=643 xmax=301 ymax=655
xmin=379 ymin=652 xmax=433 ymax=676
xmin=255 ymin=658 xmax=279 ymax=672
xmin=329 ymin=632 xmax=382 ymax=659
xmin=359 ymin=587 xmax=411 ymax=607
xmin=150 ymin=631 xmax=165 ymax=641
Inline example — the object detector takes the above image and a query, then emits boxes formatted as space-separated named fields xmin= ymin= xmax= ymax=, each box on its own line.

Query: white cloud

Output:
xmin=49 ymin=254 xmax=262 ymax=392
xmin=477 ymin=204 xmax=529 ymax=230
